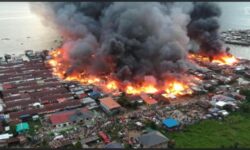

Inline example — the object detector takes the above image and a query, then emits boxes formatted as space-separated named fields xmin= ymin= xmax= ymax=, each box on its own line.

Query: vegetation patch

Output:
xmin=166 ymin=89 xmax=250 ymax=148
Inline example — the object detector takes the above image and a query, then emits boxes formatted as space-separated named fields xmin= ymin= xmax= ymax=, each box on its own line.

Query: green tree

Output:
xmin=74 ymin=141 xmax=82 ymax=149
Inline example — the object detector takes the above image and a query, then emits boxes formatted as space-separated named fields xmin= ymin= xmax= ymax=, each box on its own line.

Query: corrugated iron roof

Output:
xmin=140 ymin=94 xmax=157 ymax=105
xmin=49 ymin=107 xmax=89 ymax=125
xmin=100 ymin=97 xmax=121 ymax=110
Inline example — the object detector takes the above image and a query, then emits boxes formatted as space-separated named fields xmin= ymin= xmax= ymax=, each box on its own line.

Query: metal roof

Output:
xmin=162 ymin=118 xmax=180 ymax=128
xmin=16 ymin=122 xmax=29 ymax=133
xmin=137 ymin=131 xmax=169 ymax=148
xmin=100 ymin=97 xmax=121 ymax=110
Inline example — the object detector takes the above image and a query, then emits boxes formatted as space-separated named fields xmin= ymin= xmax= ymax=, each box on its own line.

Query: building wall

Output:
xmin=100 ymin=103 xmax=111 ymax=114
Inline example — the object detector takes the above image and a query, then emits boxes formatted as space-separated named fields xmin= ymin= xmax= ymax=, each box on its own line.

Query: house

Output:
xmin=135 ymin=131 xmax=169 ymax=148
xmin=212 ymin=95 xmax=235 ymax=102
xmin=81 ymin=97 xmax=98 ymax=110
xmin=81 ymin=97 xmax=96 ymax=105
xmin=213 ymin=100 xmax=237 ymax=110
xmin=49 ymin=107 xmax=93 ymax=128
xmin=99 ymin=97 xmax=121 ymax=115
xmin=0 ymin=133 xmax=13 ymax=140
xmin=82 ymin=135 xmax=100 ymax=145
xmin=215 ymin=101 xmax=227 ymax=108
xmin=16 ymin=122 xmax=29 ymax=134
xmin=162 ymin=118 xmax=180 ymax=129
xmin=218 ymin=110 xmax=229 ymax=116
xmin=126 ymin=95 xmax=144 ymax=105
xmin=88 ymin=91 xmax=102 ymax=100
xmin=98 ymin=131 xmax=110 ymax=144
xmin=69 ymin=110 xmax=93 ymax=124
xmin=140 ymin=94 xmax=157 ymax=105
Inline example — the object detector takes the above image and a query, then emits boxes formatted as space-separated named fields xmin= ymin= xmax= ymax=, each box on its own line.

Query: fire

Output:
xmin=48 ymin=59 xmax=58 ymax=67
xmin=106 ymin=81 xmax=118 ymax=90
xmin=50 ymin=49 xmax=61 ymax=57
xmin=212 ymin=54 xmax=238 ymax=65
xmin=188 ymin=53 xmax=238 ymax=66
xmin=163 ymin=81 xmax=193 ymax=98
xmin=48 ymin=48 xmax=198 ymax=97
xmin=80 ymin=77 xmax=101 ymax=84
xmin=125 ymin=84 xmax=158 ymax=95
xmin=142 ymin=85 xmax=158 ymax=94
xmin=125 ymin=86 xmax=141 ymax=95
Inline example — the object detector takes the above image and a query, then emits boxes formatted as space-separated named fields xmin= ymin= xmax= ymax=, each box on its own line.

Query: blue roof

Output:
xmin=89 ymin=91 xmax=101 ymax=98
xmin=162 ymin=118 xmax=179 ymax=128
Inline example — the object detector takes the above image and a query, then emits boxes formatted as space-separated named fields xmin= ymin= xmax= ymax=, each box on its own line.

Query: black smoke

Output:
xmin=188 ymin=2 xmax=223 ymax=56
xmin=30 ymin=2 xmax=222 ymax=83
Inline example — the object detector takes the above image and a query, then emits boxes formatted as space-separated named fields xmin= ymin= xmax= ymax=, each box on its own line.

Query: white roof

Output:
xmin=32 ymin=115 xmax=39 ymax=118
xmin=137 ymin=99 xmax=144 ymax=103
xmin=33 ymin=102 xmax=41 ymax=106
xmin=135 ymin=122 xmax=143 ymax=126
xmin=0 ymin=105 xmax=3 ymax=112
xmin=82 ymin=97 xmax=95 ymax=104
xmin=5 ymin=126 xmax=10 ymax=131
xmin=215 ymin=101 xmax=227 ymax=107
xmin=54 ymin=135 xmax=64 ymax=140
xmin=4 ymin=114 xmax=9 ymax=119
xmin=0 ymin=133 xmax=13 ymax=140
xmin=219 ymin=110 xmax=229 ymax=116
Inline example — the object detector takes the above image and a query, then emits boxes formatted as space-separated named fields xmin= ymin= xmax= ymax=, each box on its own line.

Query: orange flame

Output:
xmin=125 ymin=85 xmax=141 ymax=95
xmin=212 ymin=55 xmax=238 ymax=65
xmin=162 ymin=81 xmax=193 ymax=98
xmin=188 ymin=53 xmax=238 ymax=66
xmin=106 ymin=81 xmax=118 ymax=90
xmin=48 ymin=59 xmax=58 ymax=67
xmin=48 ymin=48 xmax=197 ymax=97
xmin=125 ymin=84 xmax=158 ymax=95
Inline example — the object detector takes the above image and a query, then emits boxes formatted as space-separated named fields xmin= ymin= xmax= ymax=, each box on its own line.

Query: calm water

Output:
xmin=0 ymin=2 xmax=59 ymax=56
xmin=218 ymin=2 xmax=250 ymax=59
xmin=0 ymin=2 xmax=250 ymax=59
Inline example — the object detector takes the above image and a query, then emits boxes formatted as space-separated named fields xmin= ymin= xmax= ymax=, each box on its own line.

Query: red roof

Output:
xmin=2 ymin=83 xmax=13 ymax=90
xmin=98 ymin=131 xmax=110 ymax=144
xmin=140 ymin=94 xmax=157 ymax=105
xmin=50 ymin=111 xmax=74 ymax=125
xmin=49 ymin=107 xmax=88 ymax=125
xmin=9 ymin=100 xmax=81 ymax=120
xmin=99 ymin=97 xmax=121 ymax=110
xmin=78 ymin=93 xmax=87 ymax=99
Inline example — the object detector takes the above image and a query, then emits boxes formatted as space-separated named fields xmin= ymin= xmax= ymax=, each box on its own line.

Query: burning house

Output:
xmin=140 ymin=94 xmax=158 ymax=106
xmin=28 ymin=2 xmax=241 ymax=98
xmin=0 ymin=2 xmax=249 ymax=148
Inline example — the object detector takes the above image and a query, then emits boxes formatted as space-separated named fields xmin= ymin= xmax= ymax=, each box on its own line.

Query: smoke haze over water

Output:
xmin=30 ymin=2 xmax=223 ymax=83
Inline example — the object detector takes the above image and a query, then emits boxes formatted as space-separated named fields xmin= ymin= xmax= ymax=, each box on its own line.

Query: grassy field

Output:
xmin=167 ymin=112 xmax=250 ymax=148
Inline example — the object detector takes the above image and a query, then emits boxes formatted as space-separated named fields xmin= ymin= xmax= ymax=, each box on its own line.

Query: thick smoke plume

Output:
xmin=30 ymin=2 xmax=223 ymax=83
xmin=188 ymin=2 xmax=223 ymax=56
